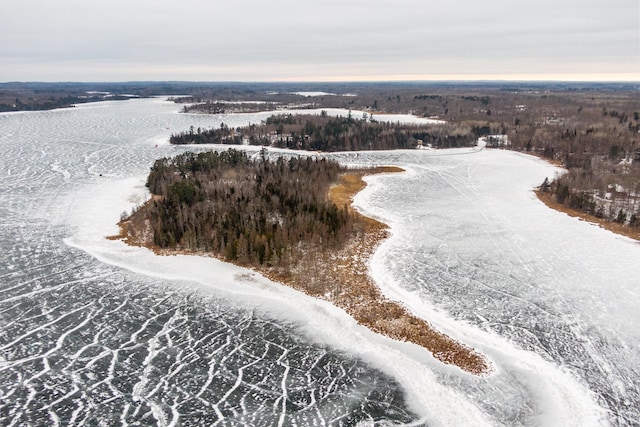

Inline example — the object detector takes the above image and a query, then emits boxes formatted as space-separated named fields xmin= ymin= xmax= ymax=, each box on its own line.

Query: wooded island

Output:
xmin=135 ymin=149 xmax=351 ymax=266
xmin=117 ymin=148 xmax=491 ymax=375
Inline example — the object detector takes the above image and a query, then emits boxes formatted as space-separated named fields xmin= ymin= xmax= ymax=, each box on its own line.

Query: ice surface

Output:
xmin=0 ymin=99 xmax=420 ymax=426
xmin=1 ymin=98 xmax=638 ymax=426
xmin=347 ymin=149 xmax=639 ymax=426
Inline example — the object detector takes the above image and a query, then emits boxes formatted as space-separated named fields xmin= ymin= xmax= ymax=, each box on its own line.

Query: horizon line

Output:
xmin=2 ymin=79 xmax=638 ymax=85
xmin=1 ymin=72 xmax=639 ymax=85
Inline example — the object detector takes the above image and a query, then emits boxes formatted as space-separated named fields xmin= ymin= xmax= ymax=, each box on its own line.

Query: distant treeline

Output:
xmin=169 ymin=113 xmax=478 ymax=151
xmin=0 ymin=94 xmax=140 ymax=113
xmin=133 ymin=149 xmax=354 ymax=267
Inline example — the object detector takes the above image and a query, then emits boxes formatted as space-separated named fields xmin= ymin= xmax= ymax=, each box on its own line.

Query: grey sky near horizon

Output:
xmin=2 ymin=0 xmax=638 ymax=82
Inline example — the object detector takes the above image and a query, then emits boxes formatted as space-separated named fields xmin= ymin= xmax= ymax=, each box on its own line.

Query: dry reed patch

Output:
xmin=320 ymin=167 xmax=491 ymax=375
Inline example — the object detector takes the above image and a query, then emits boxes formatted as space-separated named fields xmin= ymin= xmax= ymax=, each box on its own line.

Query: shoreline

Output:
xmin=322 ymin=167 xmax=491 ymax=374
xmin=113 ymin=166 xmax=492 ymax=376
xmin=519 ymin=149 xmax=639 ymax=243
xmin=535 ymin=190 xmax=640 ymax=243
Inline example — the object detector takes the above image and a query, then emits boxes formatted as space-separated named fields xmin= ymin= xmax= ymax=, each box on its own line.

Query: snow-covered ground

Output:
xmin=1 ymin=98 xmax=638 ymax=426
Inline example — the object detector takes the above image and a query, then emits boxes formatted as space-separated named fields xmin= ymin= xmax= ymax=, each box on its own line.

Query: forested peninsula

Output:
xmin=116 ymin=148 xmax=491 ymax=375
xmin=169 ymin=113 xmax=476 ymax=151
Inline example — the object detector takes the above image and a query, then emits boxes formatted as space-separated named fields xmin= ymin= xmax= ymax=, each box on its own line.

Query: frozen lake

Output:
xmin=0 ymin=98 xmax=638 ymax=426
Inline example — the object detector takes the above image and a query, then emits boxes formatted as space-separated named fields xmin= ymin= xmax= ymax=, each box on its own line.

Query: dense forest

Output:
xmin=170 ymin=113 xmax=477 ymax=150
xmin=128 ymin=149 xmax=355 ymax=269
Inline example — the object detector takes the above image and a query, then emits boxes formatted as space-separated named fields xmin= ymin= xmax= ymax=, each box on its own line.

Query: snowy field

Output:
xmin=0 ymin=98 xmax=638 ymax=426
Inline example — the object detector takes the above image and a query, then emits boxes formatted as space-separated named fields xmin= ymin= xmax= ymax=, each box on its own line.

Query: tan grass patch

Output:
xmin=320 ymin=167 xmax=491 ymax=375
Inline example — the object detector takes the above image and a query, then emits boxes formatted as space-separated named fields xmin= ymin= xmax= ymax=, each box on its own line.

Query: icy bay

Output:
xmin=1 ymin=98 xmax=638 ymax=426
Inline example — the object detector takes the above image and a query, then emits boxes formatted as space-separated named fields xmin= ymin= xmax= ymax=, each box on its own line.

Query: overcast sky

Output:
xmin=1 ymin=0 xmax=638 ymax=82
